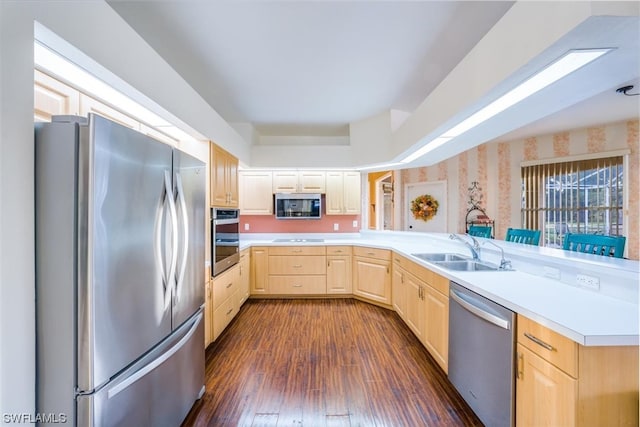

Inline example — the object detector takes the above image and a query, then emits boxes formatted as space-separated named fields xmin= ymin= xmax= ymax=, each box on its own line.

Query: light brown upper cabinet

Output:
xmin=34 ymin=70 xmax=80 ymax=121
xmin=272 ymin=170 xmax=326 ymax=193
xmin=239 ymin=171 xmax=273 ymax=215
xmin=210 ymin=143 xmax=238 ymax=208
xmin=326 ymin=171 xmax=361 ymax=215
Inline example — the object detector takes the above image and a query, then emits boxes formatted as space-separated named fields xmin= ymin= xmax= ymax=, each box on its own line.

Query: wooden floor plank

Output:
xmin=182 ymin=299 xmax=482 ymax=427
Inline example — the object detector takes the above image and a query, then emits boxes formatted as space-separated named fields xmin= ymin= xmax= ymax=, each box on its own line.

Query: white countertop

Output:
xmin=240 ymin=231 xmax=639 ymax=347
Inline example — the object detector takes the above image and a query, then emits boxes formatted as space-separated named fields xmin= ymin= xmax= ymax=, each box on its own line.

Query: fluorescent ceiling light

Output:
xmin=34 ymin=42 xmax=201 ymax=145
xmin=357 ymin=162 xmax=406 ymax=171
xmin=400 ymin=137 xmax=452 ymax=163
xmin=400 ymin=48 xmax=612 ymax=163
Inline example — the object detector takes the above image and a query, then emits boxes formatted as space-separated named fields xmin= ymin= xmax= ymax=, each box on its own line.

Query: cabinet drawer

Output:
xmin=517 ymin=315 xmax=578 ymax=377
xmin=212 ymin=267 xmax=237 ymax=310
xmin=326 ymin=245 xmax=352 ymax=256
xmin=268 ymin=246 xmax=326 ymax=256
xmin=269 ymin=255 xmax=327 ymax=275
xmin=268 ymin=275 xmax=327 ymax=294
xmin=213 ymin=291 xmax=238 ymax=340
xmin=353 ymin=246 xmax=391 ymax=260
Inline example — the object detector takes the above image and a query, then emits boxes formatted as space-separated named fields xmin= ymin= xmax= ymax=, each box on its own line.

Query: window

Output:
xmin=522 ymin=155 xmax=625 ymax=248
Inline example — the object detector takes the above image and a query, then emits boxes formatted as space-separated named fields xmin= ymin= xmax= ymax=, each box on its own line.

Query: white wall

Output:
xmin=349 ymin=110 xmax=393 ymax=165
xmin=0 ymin=1 xmax=249 ymax=419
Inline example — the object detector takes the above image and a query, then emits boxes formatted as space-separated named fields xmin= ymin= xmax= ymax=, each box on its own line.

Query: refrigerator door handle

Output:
xmin=106 ymin=312 xmax=203 ymax=400
xmin=155 ymin=179 xmax=168 ymax=303
xmin=174 ymin=173 xmax=189 ymax=303
xmin=164 ymin=170 xmax=179 ymax=309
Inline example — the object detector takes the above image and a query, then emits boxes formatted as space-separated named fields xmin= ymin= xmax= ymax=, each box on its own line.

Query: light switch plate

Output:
xmin=244 ymin=223 xmax=250 ymax=231
xmin=334 ymin=223 xmax=339 ymax=231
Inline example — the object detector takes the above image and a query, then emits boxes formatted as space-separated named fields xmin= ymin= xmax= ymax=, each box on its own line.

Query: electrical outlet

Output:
xmin=543 ymin=266 xmax=560 ymax=280
xmin=576 ymin=273 xmax=600 ymax=290
xmin=352 ymin=220 xmax=358 ymax=228
xmin=244 ymin=223 xmax=250 ymax=231
xmin=333 ymin=223 xmax=339 ymax=231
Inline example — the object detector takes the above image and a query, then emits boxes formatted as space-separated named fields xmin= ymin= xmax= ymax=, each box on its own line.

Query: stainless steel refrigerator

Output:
xmin=35 ymin=114 xmax=206 ymax=426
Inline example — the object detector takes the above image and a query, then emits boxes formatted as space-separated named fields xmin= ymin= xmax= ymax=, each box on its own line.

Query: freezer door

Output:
xmin=77 ymin=311 xmax=205 ymax=427
xmin=78 ymin=115 xmax=173 ymax=392
xmin=172 ymin=149 xmax=206 ymax=329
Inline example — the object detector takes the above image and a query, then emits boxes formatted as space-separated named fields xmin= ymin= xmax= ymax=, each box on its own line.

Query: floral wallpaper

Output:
xmin=400 ymin=119 xmax=639 ymax=260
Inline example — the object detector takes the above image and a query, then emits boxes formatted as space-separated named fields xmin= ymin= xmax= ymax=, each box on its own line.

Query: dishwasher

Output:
xmin=448 ymin=281 xmax=515 ymax=427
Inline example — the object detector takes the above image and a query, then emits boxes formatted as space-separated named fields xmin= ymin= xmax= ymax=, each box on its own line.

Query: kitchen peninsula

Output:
xmin=234 ymin=230 xmax=638 ymax=426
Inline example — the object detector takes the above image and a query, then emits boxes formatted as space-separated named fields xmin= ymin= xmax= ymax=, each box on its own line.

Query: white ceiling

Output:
xmin=108 ymin=1 xmax=639 ymax=166
xmin=108 ymin=1 xmax=514 ymax=136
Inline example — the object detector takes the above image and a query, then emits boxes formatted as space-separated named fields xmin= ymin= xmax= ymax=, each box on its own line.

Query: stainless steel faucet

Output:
xmin=481 ymin=240 xmax=513 ymax=270
xmin=449 ymin=233 xmax=481 ymax=260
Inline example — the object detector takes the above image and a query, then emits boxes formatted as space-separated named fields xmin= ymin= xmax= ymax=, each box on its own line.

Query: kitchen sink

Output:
xmin=435 ymin=260 xmax=501 ymax=272
xmin=412 ymin=253 xmax=470 ymax=262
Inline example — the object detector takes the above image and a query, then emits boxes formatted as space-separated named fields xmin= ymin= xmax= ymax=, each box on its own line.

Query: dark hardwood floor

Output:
xmin=182 ymin=299 xmax=482 ymax=427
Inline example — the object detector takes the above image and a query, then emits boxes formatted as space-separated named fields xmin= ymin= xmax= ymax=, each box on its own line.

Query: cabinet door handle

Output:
xmin=516 ymin=351 xmax=524 ymax=379
xmin=293 ymin=284 xmax=302 ymax=288
xmin=524 ymin=333 xmax=556 ymax=352
xmin=226 ymin=308 xmax=233 ymax=315
xmin=367 ymin=252 xmax=376 ymax=256
xmin=292 ymin=264 xmax=302 ymax=268
xmin=226 ymin=282 xmax=233 ymax=288
xmin=292 ymin=249 xmax=302 ymax=253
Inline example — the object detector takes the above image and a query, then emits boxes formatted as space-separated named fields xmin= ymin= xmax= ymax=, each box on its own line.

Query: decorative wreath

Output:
xmin=410 ymin=194 xmax=439 ymax=222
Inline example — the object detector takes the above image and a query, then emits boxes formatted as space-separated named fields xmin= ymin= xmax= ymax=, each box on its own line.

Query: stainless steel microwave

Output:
xmin=275 ymin=193 xmax=321 ymax=219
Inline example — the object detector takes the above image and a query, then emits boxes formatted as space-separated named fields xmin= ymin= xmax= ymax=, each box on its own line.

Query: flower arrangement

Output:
xmin=410 ymin=194 xmax=439 ymax=222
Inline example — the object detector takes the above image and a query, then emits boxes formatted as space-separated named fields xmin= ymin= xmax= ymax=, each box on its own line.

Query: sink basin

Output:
xmin=412 ymin=253 xmax=469 ymax=262
xmin=435 ymin=260 xmax=501 ymax=272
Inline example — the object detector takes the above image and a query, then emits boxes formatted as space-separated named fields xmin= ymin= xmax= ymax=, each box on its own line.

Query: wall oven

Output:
xmin=211 ymin=208 xmax=240 ymax=277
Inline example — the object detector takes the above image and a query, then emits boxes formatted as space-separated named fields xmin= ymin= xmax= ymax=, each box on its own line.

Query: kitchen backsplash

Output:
xmin=240 ymin=214 xmax=360 ymax=233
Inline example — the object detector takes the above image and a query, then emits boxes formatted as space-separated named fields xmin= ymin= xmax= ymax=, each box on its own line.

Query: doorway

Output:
xmin=375 ymin=172 xmax=394 ymax=230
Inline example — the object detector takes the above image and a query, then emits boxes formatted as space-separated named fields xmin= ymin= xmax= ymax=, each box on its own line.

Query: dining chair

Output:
xmin=505 ymin=228 xmax=541 ymax=246
xmin=562 ymin=233 xmax=626 ymax=258
xmin=468 ymin=225 xmax=492 ymax=238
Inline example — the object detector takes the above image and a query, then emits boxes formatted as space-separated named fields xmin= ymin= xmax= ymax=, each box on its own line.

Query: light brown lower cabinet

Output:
xmin=237 ymin=248 xmax=250 ymax=306
xmin=327 ymin=246 xmax=352 ymax=294
xmin=212 ymin=264 xmax=240 ymax=342
xmin=405 ymin=271 xmax=426 ymax=343
xmin=352 ymin=247 xmax=391 ymax=305
xmin=391 ymin=253 xmax=449 ymax=373
xmin=250 ymin=247 xmax=269 ymax=294
xmin=204 ymin=267 xmax=213 ymax=347
xmin=516 ymin=315 xmax=638 ymax=426
xmin=267 ymin=246 xmax=327 ymax=295
xmin=423 ymin=279 xmax=449 ymax=373
xmin=391 ymin=261 xmax=407 ymax=317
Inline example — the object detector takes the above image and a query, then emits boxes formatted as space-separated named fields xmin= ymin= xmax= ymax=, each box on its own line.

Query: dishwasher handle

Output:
xmin=450 ymin=289 xmax=511 ymax=330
